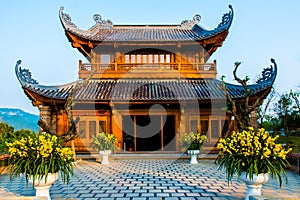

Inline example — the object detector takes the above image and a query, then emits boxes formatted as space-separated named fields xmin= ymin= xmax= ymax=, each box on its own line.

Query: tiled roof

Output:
xmin=20 ymin=79 xmax=272 ymax=102
xmin=59 ymin=6 xmax=233 ymax=42
xmin=15 ymin=58 xmax=277 ymax=103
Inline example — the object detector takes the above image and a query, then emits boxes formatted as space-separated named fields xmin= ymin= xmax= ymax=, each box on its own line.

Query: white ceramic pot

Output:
xmin=187 ymin=150 xmax=200 ymax=164
xmin=239 ymin=172 xmax=269 ymax=200
xmin=28 ymin=172 xmax=59 ymax=200
xmin=99 ymin=150 xmax=112 ymax=164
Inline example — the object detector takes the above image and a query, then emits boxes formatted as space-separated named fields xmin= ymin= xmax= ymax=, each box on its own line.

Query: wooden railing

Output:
xmin=79 ymin=62 xmax=216 ymax=72
xmin=78 ymin=61 xmax=217 ymax=79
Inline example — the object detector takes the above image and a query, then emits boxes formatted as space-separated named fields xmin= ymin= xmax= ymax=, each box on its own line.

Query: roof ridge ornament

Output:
xmin=93 ymin=13 xmax=113 ymax=29
xmin=256 ymin=58 xmax=277 ymax=84
xmin=181 ymin=14 xmax=201 ymax=29
xmin=217 ymin=5 xmax=233 ymax=28
xmin=15 ymin=60 xmax=38 ymax=85
xmin=59 ymin=6 xmax=77 ymax=28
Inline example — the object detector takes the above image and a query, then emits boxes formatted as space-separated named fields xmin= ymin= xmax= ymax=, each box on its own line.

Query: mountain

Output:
xmin=0 ymin=108 xmax=39 ymax=132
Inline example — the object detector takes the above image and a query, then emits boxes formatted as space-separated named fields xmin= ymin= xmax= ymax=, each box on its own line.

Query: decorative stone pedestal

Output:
xmin=99 ymin=150 xmax=112 ymax=164
xmin=239 ymin=172 xmax=269 ymax=200
xmin=29 ymin=173 xmax=59 ymax=200
xmin=187 ymin=150 xmax=200 ymax=164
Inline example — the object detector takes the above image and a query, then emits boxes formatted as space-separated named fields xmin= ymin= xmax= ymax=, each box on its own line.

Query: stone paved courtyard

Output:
xmin=0 ymin=159 xmax=299 ymax=199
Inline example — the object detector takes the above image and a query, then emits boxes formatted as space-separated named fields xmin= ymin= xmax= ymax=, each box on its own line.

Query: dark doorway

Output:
xmin=122 ymin=115 xmax=134 ymax=151
xmin=136 ymin=115 xmax=161 ymax=151
xmin=122 ymin=115 xmax=176 ymax=151
xmin=163 ymin=115 xmax=176 ymax=151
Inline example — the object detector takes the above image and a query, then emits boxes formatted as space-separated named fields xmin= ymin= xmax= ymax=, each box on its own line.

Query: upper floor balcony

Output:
xmin=78 ymin=60 xmax=217 ymax=79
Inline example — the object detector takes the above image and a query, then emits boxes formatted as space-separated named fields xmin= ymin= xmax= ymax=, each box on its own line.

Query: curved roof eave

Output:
xmin=59 ymin=5 xmax=233 ymax=42
xmin=15 ymin=58 xmax=276 ymax=103
xmin=15 ymin=60 xmax=77 ymax=102
xmin=224 ymin=58 xmax=277 ymax=98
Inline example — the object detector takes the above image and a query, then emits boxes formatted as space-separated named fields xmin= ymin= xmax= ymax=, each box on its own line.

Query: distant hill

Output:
xmin=0 ymin=108 xmax=39 ymax=132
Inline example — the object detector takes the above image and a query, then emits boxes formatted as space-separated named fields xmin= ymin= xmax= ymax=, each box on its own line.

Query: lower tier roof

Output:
xmin=15 ymin=59 xmax=277 ymax=104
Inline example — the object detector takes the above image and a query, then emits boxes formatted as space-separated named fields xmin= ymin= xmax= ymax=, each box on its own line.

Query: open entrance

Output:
xmin=122 ymin=115 xmax=176 ymax=151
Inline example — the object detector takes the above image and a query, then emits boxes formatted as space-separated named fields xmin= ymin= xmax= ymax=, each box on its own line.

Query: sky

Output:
xmin=1 ymin=0 xmax=300 ymax=115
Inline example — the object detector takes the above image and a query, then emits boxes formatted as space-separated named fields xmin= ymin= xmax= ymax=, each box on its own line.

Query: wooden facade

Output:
xmin=16 ymin=5 xmax=277 ymax=153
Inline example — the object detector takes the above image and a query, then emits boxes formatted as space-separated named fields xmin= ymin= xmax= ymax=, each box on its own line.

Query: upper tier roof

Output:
xmin=15 ymin=59 xmax=277 ymax=104
xmin=59 ymin=6 xmax=233 ymax=43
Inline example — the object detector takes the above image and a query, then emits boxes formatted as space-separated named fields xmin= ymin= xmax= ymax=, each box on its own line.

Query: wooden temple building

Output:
xmin=15 ymin=5 xmax=277 ymax=153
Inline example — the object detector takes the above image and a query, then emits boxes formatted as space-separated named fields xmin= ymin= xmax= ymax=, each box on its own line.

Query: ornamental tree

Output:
xmin=221 ymin=60 xmax=275 ymax=131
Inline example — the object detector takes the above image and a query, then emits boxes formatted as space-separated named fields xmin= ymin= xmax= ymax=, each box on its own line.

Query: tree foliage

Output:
xmin=273 ymin=91 xmax=300 ymax=135
xmin=0 ymin=123 xmax=34 ymax=154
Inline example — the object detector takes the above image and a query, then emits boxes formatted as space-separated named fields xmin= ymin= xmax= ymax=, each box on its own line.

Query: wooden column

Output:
xmin=111 ymin=108 xmax=123 ymax=150
xmin=160 ymin=115 xmax=164 ymax=151
xmin=134 ymin=116 xmax=137 ymax=151
xmin=250 ymin=108 xmax=258 ymax=130
xmin=51 ymin=112 xmax=57 ymax=133
xmin=179 ymin=108 xmax=186 ymax=136
xmin=176 ymin=44 xmax=181 ymax=70
xmin=38 ymin=105 xmax=52 ymax=133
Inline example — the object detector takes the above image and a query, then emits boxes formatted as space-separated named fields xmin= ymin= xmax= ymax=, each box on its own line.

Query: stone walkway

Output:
xmin=0 ymin=159 xmax=299 ymax=199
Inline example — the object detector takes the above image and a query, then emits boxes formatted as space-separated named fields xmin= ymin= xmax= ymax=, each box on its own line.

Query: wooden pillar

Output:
xmin=51 ymin=112 xmax=57 ymax=133
xmin=200 ymin=49 xmax=205 ymax=64
xmin=250 ymin=108 xmax=258 ymax=130
xmin=179 ymin=108 xmax=187 ymax=133
xmin=56 ymin=110 xmax=66 ymax=135
xmin=176 ymin=44 xmax=181 ymax=70
xmin=111 ymin=108 xmax=122 ymax=150
xmin=38 ymin=105 xmax=52 ymax=133
xmin=115 ymin=51 xmax=121 ymax=71
xmin=160 ymin=115 xmax=164 ymax=151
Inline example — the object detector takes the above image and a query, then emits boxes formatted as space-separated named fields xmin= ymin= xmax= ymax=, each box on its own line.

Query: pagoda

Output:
xmin=15 ymin=5 xmax=276 ymax=153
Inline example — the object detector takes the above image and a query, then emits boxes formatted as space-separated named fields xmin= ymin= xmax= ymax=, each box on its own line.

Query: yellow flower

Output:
xmin=217 ymin=143 xmax=224 ymax=149
xmin=274 ymin=144 xmax=282 ymax=153
xmin=263 ymin=148 xmax=271 ymax=158
xmin=279 ymin=150 xmax=287 ymax=159
xmin=240 ymin=141 xmax=245 ymax=146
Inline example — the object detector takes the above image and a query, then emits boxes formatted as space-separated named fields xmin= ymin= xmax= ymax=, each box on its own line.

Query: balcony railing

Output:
xmin=79 ymin=62 xmax=216 ymax=72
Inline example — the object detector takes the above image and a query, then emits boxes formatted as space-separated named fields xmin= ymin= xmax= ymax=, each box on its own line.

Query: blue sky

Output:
xmin=1 ymin=0 xmax=300 ymax=115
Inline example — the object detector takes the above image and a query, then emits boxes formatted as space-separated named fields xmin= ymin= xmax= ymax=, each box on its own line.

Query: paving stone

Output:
xmin=77 ymin=189 xmax=92 ymax=194
xmin=186 ymin=193 xmax=201 ymax=197
xmin=148 ymin=189 xmax=162 ymax=193
xmin=134 ymin=189 xmax=147 ymax=193
xmin=201 ymin=192 xmax=217 ymax=197
xmin=156 ymin=193 xmax=170 ymax=197
xmin=141 ymin=193 xmax=155 ymax=197
xmin=126 ymin=193 xmax=140 ymax=197
xmin=170 ymin=193 xmax=186 ymax=197
xmin=94 ymin=193 xmax=110 ymax=198
xmin=109 ymin=193 xmax=126 ymax=198
xmin=180 ymin=197 xmax=202 ymax=200
xmin=79 ymin=193 xmax=95 ymax=198
xmin=120 ymin=190 xmax=133 ymax=193
xmin=0 ymin=160 xmax=299 ymax=199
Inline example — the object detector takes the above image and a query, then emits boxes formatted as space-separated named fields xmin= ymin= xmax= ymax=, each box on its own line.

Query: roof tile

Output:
xmin=23 ymin=79 xmax=271 ymax=102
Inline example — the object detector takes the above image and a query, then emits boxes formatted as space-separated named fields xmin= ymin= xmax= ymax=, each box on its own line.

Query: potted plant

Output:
xmin=91 ymin=132 xmax=118 ymax=164
xmin=216 ymin=127 xmax=292 ymax=200
xmin=5 ymin=132 xmax=74 ymax=200
xmin=179 ymin=132 xmax=207 ymax=164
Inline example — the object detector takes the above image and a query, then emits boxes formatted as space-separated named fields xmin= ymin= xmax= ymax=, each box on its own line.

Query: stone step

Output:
xmin=76 ymin=152 xmax=218 ymax=160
